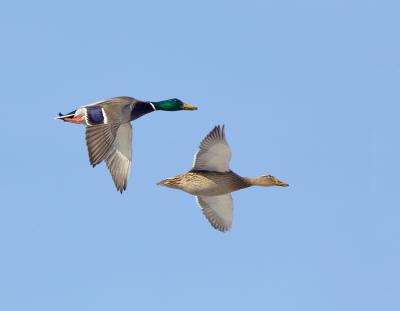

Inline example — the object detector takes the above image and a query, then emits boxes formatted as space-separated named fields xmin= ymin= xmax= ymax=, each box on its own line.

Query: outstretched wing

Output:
xmin=105 ymin=123 xmax=133 ymax=193
xmin=192 ymin=125 xmax=231 ymax=172
xmin=85 ymin=123 xmax=120 ymax=167
xmin=85 ymin=122 xmax=132 ymax=192
xmin=196 ymin=194 xmax=233 ymax=232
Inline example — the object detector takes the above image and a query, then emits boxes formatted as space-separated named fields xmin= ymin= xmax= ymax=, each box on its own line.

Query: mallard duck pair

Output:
xmin=57 ymin=96 xmax=288 ymax=231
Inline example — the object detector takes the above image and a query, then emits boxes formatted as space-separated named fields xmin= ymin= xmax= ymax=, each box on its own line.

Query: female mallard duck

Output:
xmin=157 ymin=125 xmax=288 ymax=232
xmin=56 ymin=96 xmax=197 ymax=192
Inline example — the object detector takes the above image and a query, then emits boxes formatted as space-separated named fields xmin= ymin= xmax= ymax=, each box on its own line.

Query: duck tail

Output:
xmin=157 ymin=179 xmax=168 ymax=186
xmin=55 ymin=110 xmax=77 ymax=120
xmin=55 ymin=110 xmax=85 ymax=124
xmin=156 ymin=176 xmax=183 ymax=189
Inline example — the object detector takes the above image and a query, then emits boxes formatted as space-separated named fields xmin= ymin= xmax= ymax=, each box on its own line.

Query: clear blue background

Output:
xmin=0 ymin=1 xmax=398 ymax=310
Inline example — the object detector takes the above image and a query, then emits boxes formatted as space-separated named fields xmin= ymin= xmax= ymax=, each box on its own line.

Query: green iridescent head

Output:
xmin=152 ymin=98 xmax=197 ymax=111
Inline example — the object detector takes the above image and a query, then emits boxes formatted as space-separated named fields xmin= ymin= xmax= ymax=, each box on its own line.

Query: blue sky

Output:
xmin=0 ymin=0 xmax=398 ymax=310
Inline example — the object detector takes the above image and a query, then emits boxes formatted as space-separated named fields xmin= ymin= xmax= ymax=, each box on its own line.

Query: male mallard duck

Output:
xmin=157 ymin=125 xmax=288 ymax=232
xmin=56 ymin=96 xmax=197 ymax=192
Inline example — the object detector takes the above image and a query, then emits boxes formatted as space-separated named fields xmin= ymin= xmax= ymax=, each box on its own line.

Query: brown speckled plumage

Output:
xmin=157 ymin=125 xmax=288 ymax=232
xmin=158 ymin=170 xmax=250 ymax=196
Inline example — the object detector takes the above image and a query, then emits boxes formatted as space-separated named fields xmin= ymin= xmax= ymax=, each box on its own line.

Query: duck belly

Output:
xmin=179 ymin=178 xmax=226 ymax=196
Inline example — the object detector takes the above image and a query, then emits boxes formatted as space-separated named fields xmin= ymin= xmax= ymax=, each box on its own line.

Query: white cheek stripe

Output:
xmin=102 ymin=108 xmax=108 ymax=124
